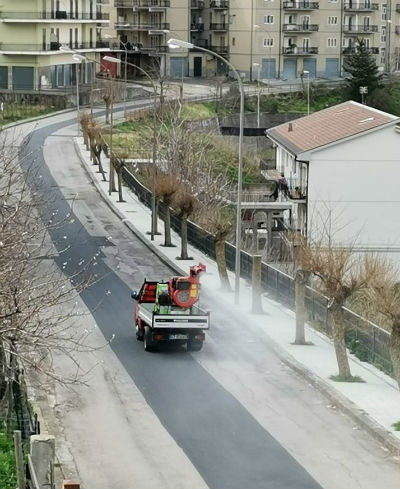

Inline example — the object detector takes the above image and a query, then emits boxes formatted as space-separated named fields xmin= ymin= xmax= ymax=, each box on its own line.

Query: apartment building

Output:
xmin=0 ymin=0 xmax=110 ymax=91
xmin=109 ymin=0 xmax=400 ymax=80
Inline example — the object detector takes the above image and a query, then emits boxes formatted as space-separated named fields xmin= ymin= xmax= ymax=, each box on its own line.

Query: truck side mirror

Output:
xmin=131 ymin=290 xmax=138 ymax=300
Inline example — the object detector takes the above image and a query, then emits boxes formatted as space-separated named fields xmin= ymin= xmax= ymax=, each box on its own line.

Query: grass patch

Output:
xmin=0 ymin=106 xmax=56 ymax=126
xmin=181 ymin=102 xmax=216 ymax=120
xmin=392 ymin=421 xmax=400 ymax=431
xmin=330 ymin=374 xmax=365 ymax=383
xmin=0 ymin=427 xmax=16 ymax=489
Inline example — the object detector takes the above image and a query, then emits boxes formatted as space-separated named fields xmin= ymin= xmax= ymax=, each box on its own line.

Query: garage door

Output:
xmin=282 ymin=59 xmax=297 ymax=79
xmin=325 ymin=58 xmax=339 ymax=77
xmin=12 ymin=67 xmax=34 ymax=90
xmin=303 ymin=58 xmax=316 ymax=78
xmin=170 ymin=57 xmax=186 ymax=79
xmin=261 ymin=59 xmax=276 ymax=80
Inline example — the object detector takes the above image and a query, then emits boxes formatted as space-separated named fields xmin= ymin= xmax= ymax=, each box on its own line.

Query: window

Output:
xmin=382 ymin=4 xmax=387 ymax=20
xmin=327 ymin=38 xmax=337 ymax=47
xmin=264 ymin=37 xmax=274 ymax=47
xmin=381 ymin=26 xmax=386 ymax=42
xmin=232 ymin=37 xmax=236 ymax=46
xmin=381 ymin=46 xmax=386 ymax=64
xmin=328 ymin=16 xmax=338 ymax=24
xmin=264 ymin=15 xmax=274 ymax=24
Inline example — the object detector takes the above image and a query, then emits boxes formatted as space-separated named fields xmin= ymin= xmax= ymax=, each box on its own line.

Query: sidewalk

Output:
xmin=75 ymin=138 xmax=400 ymax=455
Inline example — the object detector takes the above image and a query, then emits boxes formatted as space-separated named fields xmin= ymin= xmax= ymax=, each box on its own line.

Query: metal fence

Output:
xmin=123 ymin=157 xmax=393 ymax=376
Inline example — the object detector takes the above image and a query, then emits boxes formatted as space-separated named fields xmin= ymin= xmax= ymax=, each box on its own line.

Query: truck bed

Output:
xmin=137 ymin=302 xmax=210 ymax=330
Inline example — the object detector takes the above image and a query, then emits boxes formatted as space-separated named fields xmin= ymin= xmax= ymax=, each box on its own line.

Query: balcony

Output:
xmin=283 ymin=2 xmax=319 ymax=9
xmin=210 ymin=0 xmax=229 ymax=8
xmin=0 ymin=41 xmax=111 ymax=54
xmin=342 ymin=46 xmax=379 ymax=54
xmin=0 ymin=11 xmax=109 ymax=22
xmin=282 ymin=46 xmax=318 ymax=55
xmin=342 ymin=24 xmax=378 ymax=33
xmin=210 ymin=45 xmax=229 ymax=54
xmin=210 ymin=22 xmax=228 ymax=31
xmin=396 ymin=25 xmax=400 ymax=34
xmin=343 ymin=2 xmax=378 ymax=9
xmin=115 ymin=0 xmax=170 ymax=6
xmin=115 ymin=22 xmax=170 ymax=32
xmin=190 ymin=22 xmax=204 ymax=31
xmin=191 ymin=0 xmax=205 ymax=8
xmin=282 ymin=23 xmax=319 ymax=32
xmin=397 ymin=4 xmax=400 ymax=12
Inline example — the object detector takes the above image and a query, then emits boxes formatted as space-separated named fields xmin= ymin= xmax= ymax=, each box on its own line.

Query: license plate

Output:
xmin=169 ymin=334 xmax=187 ymax=340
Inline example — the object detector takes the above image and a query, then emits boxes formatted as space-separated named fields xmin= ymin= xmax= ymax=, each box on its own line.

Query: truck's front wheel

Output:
xmin=144 ymin=326 xmax=154 ymax=352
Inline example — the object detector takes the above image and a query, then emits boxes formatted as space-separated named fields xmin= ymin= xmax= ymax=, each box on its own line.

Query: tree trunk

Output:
xmin=251 ymin=255 xmax=262 ymax=312
xmin=164 ymin=202 xmax=172 ymax=247
xmin=105 ymin=103 xmax=110 ymax=125
xmin=180 ymin=215 xmax=189 ymax=259
xmin=154 ymin=199 xmax=159 ymax=234
xmin=83 ymin=132 xmax=89 ymax=150
xmin=117 ymin=172 xmax=124 ymax=202
xmin=331 ymin=302 xmax=352 ymax=378
xmin=389 ymin=319 xmax=400 ymax=389
xmin=215 ymin=238 xmax=231 ymax=291
xmin=294 ymin=269 xmax=308 ymax=344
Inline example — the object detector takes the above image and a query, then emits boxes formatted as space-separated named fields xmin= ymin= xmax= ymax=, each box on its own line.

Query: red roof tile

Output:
xmin=266 ymin=101 xmax=397 ymax=155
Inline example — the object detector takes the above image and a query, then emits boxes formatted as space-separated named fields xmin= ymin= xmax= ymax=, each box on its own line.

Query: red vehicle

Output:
xmin=131 ymin=264 xmax=210 ymax=351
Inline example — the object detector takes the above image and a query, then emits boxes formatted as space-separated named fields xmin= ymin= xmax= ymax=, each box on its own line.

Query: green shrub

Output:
xmin=0 ymin=428 xmax=16 ymax=489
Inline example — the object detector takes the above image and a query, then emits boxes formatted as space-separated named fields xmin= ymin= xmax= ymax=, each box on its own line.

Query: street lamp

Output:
xmin=104 ymin=56 xmax=159 ymax=241
xmin=359 ymin=86 xmax=368 ymax=105
xmin=253 ymin=62 xmax=261 ymax=129
xmin=303 ymin=70 xmax=310 ymax=116
xmin=168 ymin=38 xmax=245 ymax=304
xmin=72 ymin=54 xmax=84 ymax=135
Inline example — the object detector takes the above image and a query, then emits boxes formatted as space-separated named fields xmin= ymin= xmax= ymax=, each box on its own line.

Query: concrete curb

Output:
xmin=74 ymin=138 xmax=400 ymax=457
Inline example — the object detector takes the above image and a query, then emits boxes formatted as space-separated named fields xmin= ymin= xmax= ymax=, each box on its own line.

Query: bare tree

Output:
xmin=298 ymin=236 xmax=372 ymax=380
xmin=0 ymin=130 xmax=106 ymax=422
xmin=101 ymin=76 xmax=115 ymax=126
xmin=367 ymin=258 xmax=400 ymax=388
xmin=154 ymin=174 xmax=179 ymax=247
xmin=87 ymin=119 xmax=107 ymax=181
xmin=173 ymin=189 xmax=195 ymax=260
xmin=80 ymin=112 xmax=91 ymax=151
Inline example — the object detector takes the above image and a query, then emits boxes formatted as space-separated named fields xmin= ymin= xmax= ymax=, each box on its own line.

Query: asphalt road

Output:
xmin=15 ymin=107 xmax=400 ymax=489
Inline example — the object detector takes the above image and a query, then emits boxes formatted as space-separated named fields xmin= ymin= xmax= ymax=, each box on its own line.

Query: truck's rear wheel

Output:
xmin=144 ymin=326 xmax=154 ymax=352
xmin=136 ymin=323 xmax=144 ymax=341
xmin=187 ymin=337 xmax=203 ymax=352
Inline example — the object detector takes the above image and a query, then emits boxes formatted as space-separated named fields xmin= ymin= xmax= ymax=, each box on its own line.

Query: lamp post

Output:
xmin=303 ymin=70 xmax=310 ymax=116
xmin=168 ymin=38 xmax=244 ymax=303
xmin=72 ymin=54 xmax=82 ymax=136
xmin=104 ymin=56 xmax=159 ymax=241
xmin=253 ymin=62 xmax=261 ymax=128
xmin=359 ymin=86 xmax=368 ymax=105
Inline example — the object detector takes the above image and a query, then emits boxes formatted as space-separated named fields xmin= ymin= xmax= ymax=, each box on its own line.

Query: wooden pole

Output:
xmin=14 ymin=430 xmax=25 ymax=489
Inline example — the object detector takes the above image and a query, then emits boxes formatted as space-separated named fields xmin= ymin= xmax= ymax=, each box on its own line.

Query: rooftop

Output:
xmin=266 ymin=101 xmax=398 ymax=156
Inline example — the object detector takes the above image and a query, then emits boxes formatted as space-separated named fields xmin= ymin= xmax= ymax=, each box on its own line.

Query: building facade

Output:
xmin=0 ymin=0 xmax=110 ymax=91
xmin=109 ymin=0 xmax=400 ymax=80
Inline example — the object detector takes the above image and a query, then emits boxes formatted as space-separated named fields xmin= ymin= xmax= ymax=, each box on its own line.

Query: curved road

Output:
xmin=14 ymin=106 xmax=400 ymax=489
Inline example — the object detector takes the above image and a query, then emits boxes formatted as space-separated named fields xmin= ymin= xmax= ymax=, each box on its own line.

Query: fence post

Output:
xmin=14 ymin=430 xmax=25 ymax=489
xmin=252 ymin=255 xmax=263 ymax=313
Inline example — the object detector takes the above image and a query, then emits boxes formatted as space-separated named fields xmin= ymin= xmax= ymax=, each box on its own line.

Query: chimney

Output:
xmin=288 ymin=122 xmax=293 ymax=132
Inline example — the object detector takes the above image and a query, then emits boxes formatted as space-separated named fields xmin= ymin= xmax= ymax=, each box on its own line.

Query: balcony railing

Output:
xmin=210 ymin=22 xmax=228 ymax=30
xmin=282 ymin=23 xmax=319 ymax=31
xmin=115 ymin=22 xmax=170 ymax=30
xmin=396 ymin=3 xmax=400 ymax=12
xmin=0 ymin=41 xmax=110 ymax=52
xmin=343 ymin=24 xmax=378 ymax=33
xmin=343 ymin=2 xmax=378 ymax=9
xmin=115 ymin=0 xmax=170 ymax=6
xmin=190 ymin=22 xmax=204 ymax=31
xmin=342 ymin=46 xmax=379 ymax=54
xmin=210 ymin=0 xmax=229 ymax=7
xmin=282 ymin=46 xmax=318 ymax=54
xmin=0 ymin=11 xmax=109 ymax=20
xmin=191 ymin=0 xmax=205 ymax=7
xmin=282 ymin=1 xmax=319 ymax=9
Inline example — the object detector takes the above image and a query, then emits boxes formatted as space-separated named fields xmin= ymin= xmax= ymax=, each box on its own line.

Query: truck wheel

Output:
xmin=136 ymin=324 xmax=144 ymax=342
xmin=143 ymin=326 xmax=154 ymax=352
xmin=187 ymin=338 xmax=203 ymax=352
